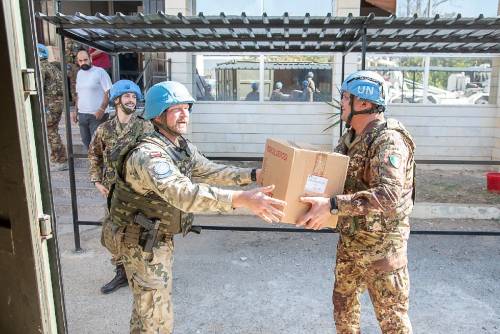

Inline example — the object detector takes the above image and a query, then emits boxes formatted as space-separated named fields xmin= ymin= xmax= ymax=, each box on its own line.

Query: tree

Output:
xmin=400 ymin=0 xmax=453 ymax=17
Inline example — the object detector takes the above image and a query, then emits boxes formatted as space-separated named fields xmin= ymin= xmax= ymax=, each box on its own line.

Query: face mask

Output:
xmin=80 ymin=64 xmax=91 ymax=71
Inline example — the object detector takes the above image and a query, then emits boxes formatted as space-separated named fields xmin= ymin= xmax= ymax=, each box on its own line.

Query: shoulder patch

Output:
xmin=149 ymin=151 xmax=163 ymax=158
xmin=388 ymin=154 xmax=401 ymax=168
xmin=386 ymin=118 xmax=401 ymax=129
xmin=152 ymin=162 xmax=172 ymax=179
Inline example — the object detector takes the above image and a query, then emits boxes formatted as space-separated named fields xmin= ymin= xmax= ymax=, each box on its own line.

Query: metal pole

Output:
xmin=340 ymin=54 xmax=346 ymax=137
xmin=112 ymin=54 xmax=119 ymax=82
xmin=259 ymin=55 xmax=265 ymax=102
xmin=412 ymin=71 xmax=416 ymax=102
xmin=361 ymin=26 xmax=367 ymax=70
xmin=401 ymin=70 xmax=405 ymax=102
xmin=58 ymin=31 xmax=82 ymax=252
xmin=423 ymin=56 xmax=431 ymax=103
xmin=167 ymin=58 xmax=172 ymax=81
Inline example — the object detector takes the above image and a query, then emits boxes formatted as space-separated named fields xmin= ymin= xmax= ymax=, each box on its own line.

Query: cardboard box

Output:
xmin=261 ymin=138 xmax=349 ymax=228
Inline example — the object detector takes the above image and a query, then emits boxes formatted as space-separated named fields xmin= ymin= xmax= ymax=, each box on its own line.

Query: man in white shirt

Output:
xmin=72 ymin=49 xmax=112 ymax=149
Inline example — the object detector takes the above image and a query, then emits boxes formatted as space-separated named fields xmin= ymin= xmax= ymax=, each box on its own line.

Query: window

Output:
xmin=195 ymin=55 xmax=260 ymax=101
xmin=428 ymin=57 xmax=492 ymax=105
xmin=366 ymin=54 xmax=493 ymax=105
xmin=264 ymin=55 xmax=333 ymax=102
xmin=367 ymin=55 xmax=426 ymax=104
xmin=195 ymin=55 xmax=333 ymax=102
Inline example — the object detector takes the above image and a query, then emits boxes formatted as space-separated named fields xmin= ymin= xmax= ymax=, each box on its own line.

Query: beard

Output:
xmin=121 ymin=103 xmax=135 ymax=115
xmin=118 ymin=96 xmax=136 ymax=115
xmin=154 ymin=113 xmax=187 ymax=137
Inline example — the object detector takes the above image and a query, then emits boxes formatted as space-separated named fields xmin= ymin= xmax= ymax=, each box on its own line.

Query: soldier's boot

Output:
xmin=100 ymin=264 xmax=128 ymax=294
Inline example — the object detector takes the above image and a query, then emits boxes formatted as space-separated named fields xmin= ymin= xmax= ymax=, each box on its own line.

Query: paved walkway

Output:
xmin=56 ymin=215 xmax=500 ymax=334
xmin=54 ymin=118 xmax=500 ymax=333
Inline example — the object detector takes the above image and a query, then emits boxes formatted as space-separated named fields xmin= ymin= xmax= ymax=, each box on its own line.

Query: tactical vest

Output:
xmin=109 ymin=132 xmax=195 ymax=236
xmin=338 ymin=118 xmax=416 ymax=236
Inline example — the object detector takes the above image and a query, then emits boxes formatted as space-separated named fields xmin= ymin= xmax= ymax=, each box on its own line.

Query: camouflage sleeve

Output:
xmin=333 ymin=134 xmax=348 ymax=154
xmin=141 ymin=119 xmax=155 ymax=134
xmin=191 ymin=147 xmax=252 ymax=186
xmin=336 ymin=130 xmax=410 ymax=216
xmin=88 ymin=126 xmax=105 ymax=183
xmin=126 ymin=145 xmax=234 ymax=213
xmin=40 ymin=62 xmax=50 ymax=99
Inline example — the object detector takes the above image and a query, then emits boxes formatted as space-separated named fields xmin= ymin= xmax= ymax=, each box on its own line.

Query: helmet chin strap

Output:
xmin=345 ymin=94 xmax=383 ymax=129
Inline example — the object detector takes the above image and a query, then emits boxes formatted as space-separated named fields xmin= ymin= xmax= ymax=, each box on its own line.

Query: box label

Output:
xmin=304 ymin=175 xmax=328 ymax=194
xmin=266 ymin=144 xmax=289 ymax=161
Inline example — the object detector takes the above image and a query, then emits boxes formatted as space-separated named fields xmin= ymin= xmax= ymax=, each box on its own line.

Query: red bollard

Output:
xmin=486 ymin=172 xmax=500 ymax=193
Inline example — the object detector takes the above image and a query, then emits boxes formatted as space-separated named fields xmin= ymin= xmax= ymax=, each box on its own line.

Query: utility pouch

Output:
xmin=123 ymin=223 xmax=142 ymax=246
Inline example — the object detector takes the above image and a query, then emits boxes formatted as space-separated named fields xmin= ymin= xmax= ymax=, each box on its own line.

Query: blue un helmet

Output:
xmin=37 ymin=43 xmax=49 ymax=60
xmin=275 ymin=81 xmax=283 ymax=90
xmin=340 ymin=70 xmax=386 ymax=127
xmin=340 ymin=70 xmax=386 ymax=108
xmin=109 ymin=80 xmax=143 ymax=106
xmin=143 ymin=81 xmax=195 ymax=120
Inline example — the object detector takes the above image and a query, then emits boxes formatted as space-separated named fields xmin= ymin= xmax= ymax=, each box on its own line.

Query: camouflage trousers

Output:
xmin=46 ymin=98 xmax=67 ymax=163
xmin=122 ymin=239 xmax=174 ymax=334
xmin=333 ymin=248 xmax=412 ymax=334
xmin=101 ymin=218 xmax=175 ymax=333
xmin=101 ymin=216 xmax=124 ymax=266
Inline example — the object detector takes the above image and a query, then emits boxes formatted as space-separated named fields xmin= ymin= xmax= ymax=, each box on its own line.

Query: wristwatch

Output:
xmin=250 ymin=169 xmax=257 ymax=182
xmin=329 ymin=196 xmax=339 ymax=215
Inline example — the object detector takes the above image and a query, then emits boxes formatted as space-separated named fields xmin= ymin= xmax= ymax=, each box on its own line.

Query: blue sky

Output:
xmin=195 ymin=0 xmax=332 ymax=16
xmin=195 ymin=0 xmax=498 ymax=16
xmin=398 ymin=0 xmax=498 ymax=17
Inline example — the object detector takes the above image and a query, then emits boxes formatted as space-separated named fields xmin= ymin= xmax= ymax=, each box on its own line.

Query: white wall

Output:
xmin=189 ymin=102 xmax=498 ymax=161
xmin=388 ymin=104 xmax=498 ymax=161
xmin=165 ymin=0 xmax=193 ymax=93
xmin=182 ymin=0 xmax=500 ymax=162
xmin=188 ymin=102 xmax=335 ymax=157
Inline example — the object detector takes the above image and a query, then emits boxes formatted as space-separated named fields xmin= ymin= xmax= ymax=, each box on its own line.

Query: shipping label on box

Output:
xmin=261 ymin=138 xmax=349 ymax=228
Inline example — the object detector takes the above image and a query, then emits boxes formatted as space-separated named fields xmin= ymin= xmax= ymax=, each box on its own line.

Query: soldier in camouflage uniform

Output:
xmin=89 ymin=80 xmax=154 ymax=294
xmin=64 ymin=37 xmax=80 ymax=106
xmin=102 ymin=81 xmax=286 ymax=333
xmin=37 ymin=43 xmax=68 ymax=170
xmin=298 ymin=71 xmax=415 ymax=333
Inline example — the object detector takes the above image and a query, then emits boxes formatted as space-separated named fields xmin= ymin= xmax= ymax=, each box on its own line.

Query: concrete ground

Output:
xmin=56 ymin=215 xmax=500 ymax=334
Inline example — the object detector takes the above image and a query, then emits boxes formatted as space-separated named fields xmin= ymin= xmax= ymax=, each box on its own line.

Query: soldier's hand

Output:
xmin=94 ymin=182 xmax=109 ymax=198
xmin=232 ymin=185 xmax=286 ymax=223
xmin=70 ymin=111 xmax=78 ymax=124
xmin=95 ymin=107 xmax=105 ymax=120
xmin=296 ymin=196 xmax=332 ymax=230
xmin=256 ymin=168 xmax=263 ymax=185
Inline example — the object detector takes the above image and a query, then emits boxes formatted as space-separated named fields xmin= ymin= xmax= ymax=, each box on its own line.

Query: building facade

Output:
xmin=39 ymin=0 xmax=500 ymax=162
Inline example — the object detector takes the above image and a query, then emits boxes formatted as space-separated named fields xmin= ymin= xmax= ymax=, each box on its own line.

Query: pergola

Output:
xmin=40 ymin=12 xmax=500 ymax=55
xmin=39 ymin=12 xmax=500 ymax=250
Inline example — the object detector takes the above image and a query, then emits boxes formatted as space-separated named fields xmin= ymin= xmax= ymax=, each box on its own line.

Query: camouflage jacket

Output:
xmin=40 ymin=59 xmax=63 ymax=99
xmin=334 ymin=118 xmax=416 ymax=259
xmin=64 ymin=38 xmax=80 ymax=66
xmin=88 ymin=114 xmax=154 ymax=189
xmin=112 ymin=131 xmax=252 ymax=233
